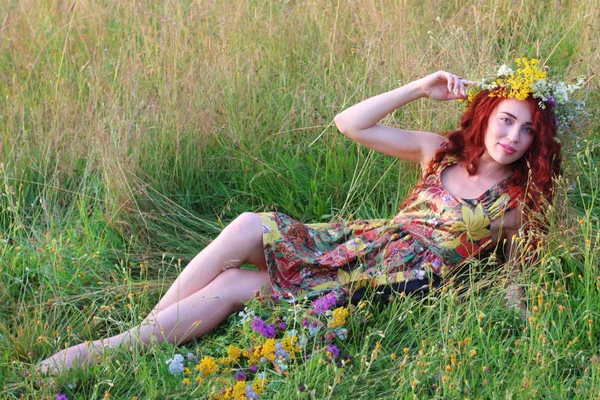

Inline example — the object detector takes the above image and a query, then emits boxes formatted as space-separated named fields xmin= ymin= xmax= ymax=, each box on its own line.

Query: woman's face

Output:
xmin=482 ymin=98 xmax=536 ymax=166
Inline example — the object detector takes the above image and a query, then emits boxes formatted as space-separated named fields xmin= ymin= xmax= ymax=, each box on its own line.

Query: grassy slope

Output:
xmin=0 ymin=0 xmax=599 ymax=398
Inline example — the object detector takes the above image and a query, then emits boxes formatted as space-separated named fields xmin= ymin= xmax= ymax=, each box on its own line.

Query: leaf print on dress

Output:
xmin=440 ymin=203 xmax=491 ymax=257
xmin=260 ymin=215 xmax=282 ymax=244
xmin=344 ymin=237 xmax=368 ymax=253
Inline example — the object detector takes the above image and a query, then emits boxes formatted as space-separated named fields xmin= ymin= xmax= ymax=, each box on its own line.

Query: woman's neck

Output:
xmin=476 ymin=154 xmax=513 ymax=181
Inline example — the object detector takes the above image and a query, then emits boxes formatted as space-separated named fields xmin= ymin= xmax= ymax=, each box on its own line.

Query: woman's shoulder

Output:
xmin=419 ymin=137 xmax=454 ymax=173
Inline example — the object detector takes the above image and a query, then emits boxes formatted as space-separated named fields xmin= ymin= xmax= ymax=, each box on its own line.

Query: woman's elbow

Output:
xmin=334 ymin=113 xmax=355 ymax=138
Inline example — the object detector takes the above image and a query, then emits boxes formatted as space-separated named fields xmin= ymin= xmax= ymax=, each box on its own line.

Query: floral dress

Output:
xmin=258 ymin=154 xmax=523 ymax=301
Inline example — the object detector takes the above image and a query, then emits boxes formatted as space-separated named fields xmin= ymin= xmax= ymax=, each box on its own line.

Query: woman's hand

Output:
xmin=415 ymin=71 xmax=473 ymax=101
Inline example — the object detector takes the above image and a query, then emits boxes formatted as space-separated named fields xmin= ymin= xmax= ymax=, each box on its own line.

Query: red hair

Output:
xmin=425 ymin=90 xmax=562 ymax=214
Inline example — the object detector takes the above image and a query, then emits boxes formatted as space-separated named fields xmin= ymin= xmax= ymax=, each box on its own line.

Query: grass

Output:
xmin=0 ymin=0 xmax=599 ymax=398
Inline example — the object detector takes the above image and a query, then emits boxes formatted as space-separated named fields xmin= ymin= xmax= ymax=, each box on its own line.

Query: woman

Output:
xmin=40 ymin=60 xmax=568 ymax=374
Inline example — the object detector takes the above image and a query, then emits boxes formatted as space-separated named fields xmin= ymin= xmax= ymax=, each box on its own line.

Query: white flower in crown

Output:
xmin=496 ymin=64 xmax=514 ymax=76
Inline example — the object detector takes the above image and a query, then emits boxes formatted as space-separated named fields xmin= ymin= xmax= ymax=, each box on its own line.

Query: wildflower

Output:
xmin=248 ymin=364 xmax=258 ymax=373
xmin=196 ymin=356 xmax=219 ymax=377
xmin=301 ymin=318 xmax=309 ymax=327
xmin=328 ymin=307 xmax=349 ymax=328
xmin=227 ymin=345 xmax=243 ymax=362
xmin=372 ymin=341 xmax=381 ymax=360
xmin=182 ymin=377 xmax=191 ymax=386
xmin=56 ymin=393 xmax=69 ymax=400
xmin=186 ymin=352 xmax=198 ymax=362
xmin=183 ymin=367 xmax=191 ymax=376
xmin=326 ymin=344 xmax=340 ymax=359
xmin=308 ymin=321 xmax=321 ymax=336
xmin=231 ymin=381 xmax=247 ymax=399
xmin=234 ymin=370 xmax=247 ymax=381
xmin=166 ymin=354 xmax=185 ymax=375
xmin=313 ymin=292 xmax=337 ymax=315
xmin=251 ymin=317 xmax=276 ymax=338
xmin=252 ymin=378 xmax=268 ymax=395
xmin=277 ymin=321 xmax=287 ymax=330
xmin=274 ymin=342 xmax=291 ymax=362
xmin=335 ymin=328 xmax=348 ymax=340
xmin=195 ymin=376 xmax=204 ymax=385
xmin=299 ymin=384 xmax=307 ymax=392
xmin=261 ymin=338 xmax=276 ymax=361
xmin=102 ymin=391 xmax=110 ymax=400
xmin=245 ymin=384 xmax=260 ymax=399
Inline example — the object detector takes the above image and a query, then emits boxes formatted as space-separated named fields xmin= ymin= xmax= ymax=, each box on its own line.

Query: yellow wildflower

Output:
xmin=195 ymin=375 xmax=204 ymax=385
xmin=227 ymin=345 xmax=243 ymax=362
xmin=232 ymin=381 xmax=246 ymax=399
xmin=261 ymin=338 xmax=276 ymax=361
xmin=505 ymin=58 xmax=546 ymax=101
xmin=281 ymin=336 xmax=299 ymax=359
xmin=329 ymin=307 xmax=349 ymax=328
xmin=252 ymin=378 xmax=268 ymax=395
xmin=244 ymin=350 xmax=260 ymax=365
xmin=182 ymin=377 xmax=191 ymax=386
xmin=195 ymin=356 xmax=219 ymax=377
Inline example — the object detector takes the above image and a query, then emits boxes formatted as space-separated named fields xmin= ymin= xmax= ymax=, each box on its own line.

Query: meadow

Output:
xmin=0 ymin=0 xmax=599 ymax=398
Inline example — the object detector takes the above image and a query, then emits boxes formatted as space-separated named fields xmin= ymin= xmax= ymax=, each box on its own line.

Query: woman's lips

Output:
xmin=500 ymin=143 xmax=517 ymax=155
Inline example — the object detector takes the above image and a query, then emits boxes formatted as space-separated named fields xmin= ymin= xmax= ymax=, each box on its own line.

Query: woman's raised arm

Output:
xmin=334 ymin=71 xmax=470 ymax=170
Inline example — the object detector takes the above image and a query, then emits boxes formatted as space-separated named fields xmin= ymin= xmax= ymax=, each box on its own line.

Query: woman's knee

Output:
xmin=222 ymin=212 xmax=262 ymax=239
xmin=209 ymin=269 xmax=271 ymax=308
xmin=219 ymin=212 xmax=266 ymax=268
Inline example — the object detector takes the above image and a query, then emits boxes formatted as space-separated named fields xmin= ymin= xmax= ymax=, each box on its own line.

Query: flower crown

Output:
xmin=465 ymin=58 xmax=588 ymax=137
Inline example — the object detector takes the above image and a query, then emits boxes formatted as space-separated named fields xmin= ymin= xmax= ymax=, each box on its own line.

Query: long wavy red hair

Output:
xmin=425 ymin=90 xmax=562 ymax=214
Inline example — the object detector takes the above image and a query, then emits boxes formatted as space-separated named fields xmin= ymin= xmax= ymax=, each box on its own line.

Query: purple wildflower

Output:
xmin=233 ymin=370 xmax=247 ymax=381
xmin=326 ymin=344 xmax=340 ymax=359
xmin=545 ymin=95 xmax=557 ymax=108
xmin=277 ymin=321 xmax=287 ymax=330
xmin=248 ymin=364 xmax=258 ymax=373
xmin=299 ymin=384 xmax=307 ymax=392
xmin=56 ymin=393 xmax=69 ymax=400
xmin=312 ymin=292 xmax=337 ymax=315
xmin=302 ymin=318 xmax=309 ymax=327
xmin=251 ymin=316 xmax=276 ymax=338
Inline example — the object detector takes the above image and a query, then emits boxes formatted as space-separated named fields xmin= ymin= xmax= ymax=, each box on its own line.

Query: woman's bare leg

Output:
xmin=39 ymin=212 xmax=270 ymax=373
xmin=39 ymin=269 xmax=272 ymax=373
xmin=150 ymin=212 xmax=267 ymax=313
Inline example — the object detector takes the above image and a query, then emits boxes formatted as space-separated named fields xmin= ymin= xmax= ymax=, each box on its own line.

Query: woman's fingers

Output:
xmin=425 ymin=70 xmax=474 ymax=100
xmin=444 ymin=72 xmax=465 ymax=97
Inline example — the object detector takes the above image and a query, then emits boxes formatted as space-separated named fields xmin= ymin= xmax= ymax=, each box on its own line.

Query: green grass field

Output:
xmin=1 ymin=0 xmax=599 ymax=398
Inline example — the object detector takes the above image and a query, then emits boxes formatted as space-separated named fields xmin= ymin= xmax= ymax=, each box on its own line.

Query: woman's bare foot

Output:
xmin=38 ymin=343 xmax=93 ymax=375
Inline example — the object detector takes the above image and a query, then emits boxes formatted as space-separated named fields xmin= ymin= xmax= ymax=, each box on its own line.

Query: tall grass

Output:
xmin=0 ymin=0 xmax=598 ymax=398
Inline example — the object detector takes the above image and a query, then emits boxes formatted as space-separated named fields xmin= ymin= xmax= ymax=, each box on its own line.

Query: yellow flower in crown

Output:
xmin=260 ymin=215 xmax=282 ymax=244
xmin=503 ymin=58 xmax=547 ymax=100
xmin=465 ymin=57 xmax=587 ymax=137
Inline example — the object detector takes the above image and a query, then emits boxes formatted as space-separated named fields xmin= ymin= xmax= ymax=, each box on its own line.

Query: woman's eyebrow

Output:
xmin=499 ymin=111 xmax=533 ymax=125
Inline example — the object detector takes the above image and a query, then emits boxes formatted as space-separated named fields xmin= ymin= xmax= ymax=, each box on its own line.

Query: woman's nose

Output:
xmin=506 ymin=127 xmax=520 ymax=143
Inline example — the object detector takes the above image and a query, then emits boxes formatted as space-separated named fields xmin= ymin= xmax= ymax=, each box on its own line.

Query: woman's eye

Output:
xmin=522 ymin=126 xmax=534 ymax=134
xmin=501 ymin=117 xmax=512 ymax=124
